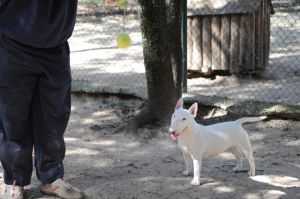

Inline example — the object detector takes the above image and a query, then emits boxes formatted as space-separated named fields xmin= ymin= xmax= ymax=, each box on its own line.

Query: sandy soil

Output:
xmin=1 ymin=95 xmax=298 ymax=199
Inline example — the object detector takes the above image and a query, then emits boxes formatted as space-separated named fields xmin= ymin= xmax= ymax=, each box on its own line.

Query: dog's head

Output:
xmin=169 ymin=98 xmax=198 ymax=141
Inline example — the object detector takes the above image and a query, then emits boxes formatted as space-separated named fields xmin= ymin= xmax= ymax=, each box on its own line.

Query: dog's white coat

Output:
xmin=169 ymin=99 xmax=266 ymax=185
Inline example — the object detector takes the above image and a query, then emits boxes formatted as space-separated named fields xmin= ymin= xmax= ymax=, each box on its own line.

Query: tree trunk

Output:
xmin=129 ymin=0 xmax=183 ymax=132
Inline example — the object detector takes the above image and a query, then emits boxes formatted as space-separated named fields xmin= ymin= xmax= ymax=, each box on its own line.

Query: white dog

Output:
xmin=169 ymin=98 xmax=266 ymax=185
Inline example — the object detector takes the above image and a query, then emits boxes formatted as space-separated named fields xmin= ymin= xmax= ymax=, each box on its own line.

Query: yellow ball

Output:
xmin=117 ymin=0 xmax=128 ymax=8
xmin=117 ymin=33 xmax=132 ymax=48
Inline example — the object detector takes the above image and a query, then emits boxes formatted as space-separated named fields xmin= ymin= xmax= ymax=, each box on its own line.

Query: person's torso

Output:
xmin=0 ymin=0 xmax=77 ymax=48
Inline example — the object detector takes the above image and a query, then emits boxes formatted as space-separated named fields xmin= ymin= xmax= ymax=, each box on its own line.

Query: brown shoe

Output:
xmin=40 ymin=179 xmax=83 ymax=199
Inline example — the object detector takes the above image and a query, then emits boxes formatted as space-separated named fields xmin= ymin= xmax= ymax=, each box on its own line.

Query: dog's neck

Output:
xmin=180 ymin=120 xmax=203 ymax=139
xmin=180 ymin=119 xmax=201 ymax=140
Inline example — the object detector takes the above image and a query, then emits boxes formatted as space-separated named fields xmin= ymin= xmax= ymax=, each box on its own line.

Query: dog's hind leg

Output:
xmin=240 ymin=143 xmax=256 ymax=176
xmin=247 ymin=151 xmax=256 ymax=176
xmin=182 ymin=150 xmax=192 ymax=176
xmin=231 ymin=147 xmax=244 ymax=172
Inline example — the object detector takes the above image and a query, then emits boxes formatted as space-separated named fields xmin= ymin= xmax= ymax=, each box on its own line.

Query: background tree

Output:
xmin=128 ymin=0 xmax=184 ymax=132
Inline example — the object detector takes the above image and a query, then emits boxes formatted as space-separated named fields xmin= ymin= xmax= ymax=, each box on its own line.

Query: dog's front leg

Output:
xmin=182 ymin=150 xmax=192 ymax=176
xmin=191 ymin=158 xmax=202 ymax=185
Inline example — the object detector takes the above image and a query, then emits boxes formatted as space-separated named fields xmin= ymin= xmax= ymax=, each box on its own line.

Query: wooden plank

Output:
xmin=191 ymin=17 xmax=203 ymax=71
xmin=264 ymin=0 xmax=271 ymax=68
xmin=255 ymin=0 xmax=264 ymax=71
xmin=239 ymin=15 xmax=248 ymax=74
xmin=243 ymin=14 xmax=253 ymax=73
xmin=221 ymin=16 xmax=231 ymax=71
xmin=211 ymin=16 xmax=221 ymax=71
xmin=248 ymin=13 xmax=256 ymax=72
xmin=230 ymin=15 xmax=240 ymax=74
xmin=261 ymin=0 xmax=266 ymax=70
xmin=202 ymin=17 xmax=212 ymax=73
xmin=187 ymin=17 xmax=194 ymax=70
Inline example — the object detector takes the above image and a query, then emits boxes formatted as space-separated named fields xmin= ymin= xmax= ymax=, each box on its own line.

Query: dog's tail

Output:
xmin=236 ymin=116 xmax=267 ymax=124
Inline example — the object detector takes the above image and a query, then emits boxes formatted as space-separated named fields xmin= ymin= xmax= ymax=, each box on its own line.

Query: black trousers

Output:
xmin=0 ymin=35 xmax=71 ymax=186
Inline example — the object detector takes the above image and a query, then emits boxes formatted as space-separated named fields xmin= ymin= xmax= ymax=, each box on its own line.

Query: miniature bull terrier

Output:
xmin=169 ymin=98 xmax=266 ymax=185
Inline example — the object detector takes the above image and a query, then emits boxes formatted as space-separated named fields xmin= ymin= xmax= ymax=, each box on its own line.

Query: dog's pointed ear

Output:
xmin=188 ymin=103 xmax=198 ymax=117
xmin=175 ymin=98 xmax=183 ymax=110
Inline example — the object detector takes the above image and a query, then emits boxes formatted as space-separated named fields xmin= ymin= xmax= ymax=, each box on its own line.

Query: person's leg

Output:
xmin=33 ymin=42 xmax=71 ymax=184
xmin=32 ymin=42 xmax=82 ymax=198
xmin=0 ymin=35 xmax=38 ymax=190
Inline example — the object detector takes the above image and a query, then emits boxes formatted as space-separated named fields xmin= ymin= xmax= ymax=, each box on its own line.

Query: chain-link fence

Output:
xmin=70 ymin=0 xmax=146 ymax=97
xmin=71 ymin=0 xmax=300 ymax=106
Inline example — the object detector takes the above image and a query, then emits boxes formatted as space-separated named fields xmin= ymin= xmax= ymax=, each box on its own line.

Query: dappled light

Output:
xmin=1 ymin=94 xmax=299 ymax=198
xmin=285 ymin=140 xmax=300 ymax=146
xmin=66 ymin=148 xmax=100 ymax=156
xmin=215 ymin=186 xmax=235 ymax=193
xmin=63 ymin=96 xmax=300 ymax=198
xmin=81 ymin=118 xmax=96 ymax=124
xmin=264 ymin=190 xmax=287 ymax=198
xmin=90 ymin=140 xmax=116 ymax=147
xmin=64 ymin=95 xmax=300 ymax=198
xmin=64 ymin=137 xmax=80 ymax=142
xmin=251 ymin=175 xmax=300 ymax=188
xmin=218 ymin=152 xmax=237 ymax=160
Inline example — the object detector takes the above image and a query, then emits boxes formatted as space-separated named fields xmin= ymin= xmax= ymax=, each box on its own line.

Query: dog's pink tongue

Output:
xmin=170 ymin=132 xmax=177 ymax=141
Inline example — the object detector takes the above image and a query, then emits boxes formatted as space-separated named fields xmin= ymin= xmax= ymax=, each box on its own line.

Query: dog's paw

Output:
xmin=190 ymin=178 xmax=200 ymax=186
xmin=182 ymin=170 xmax=191 ymax=176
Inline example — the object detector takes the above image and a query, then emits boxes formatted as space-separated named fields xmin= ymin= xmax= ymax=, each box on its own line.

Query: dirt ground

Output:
xmin=1 ymin=94 xmax=298 ymax=199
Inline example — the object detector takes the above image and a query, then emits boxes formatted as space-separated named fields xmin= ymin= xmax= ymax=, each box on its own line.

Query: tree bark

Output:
xmin=129 ymin=0 xmax=183 ymax=132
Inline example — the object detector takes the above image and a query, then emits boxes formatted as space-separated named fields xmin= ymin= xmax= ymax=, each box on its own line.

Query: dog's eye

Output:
xmin=182 ymin=118 xmax=186 ymax=121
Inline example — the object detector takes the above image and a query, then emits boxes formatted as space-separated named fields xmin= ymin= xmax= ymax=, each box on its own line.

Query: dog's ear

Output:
xmin=188 ymin=103 xmax=198 ymax=117
xmin=175 ymin=98 xmax=183 ymax=110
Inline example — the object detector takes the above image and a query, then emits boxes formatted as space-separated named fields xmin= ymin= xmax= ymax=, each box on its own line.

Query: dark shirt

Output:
xmin=0 ymin=0 xmax=77 ymax=48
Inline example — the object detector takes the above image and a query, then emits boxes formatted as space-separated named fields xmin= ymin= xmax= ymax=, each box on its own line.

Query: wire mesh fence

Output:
xmin=70 ymin=0 xmax=146 ymax=96
xmin=71 ymin=0 xmax=300 ymax=105
xmin=187 ymin=0 xmax=300 ymax=105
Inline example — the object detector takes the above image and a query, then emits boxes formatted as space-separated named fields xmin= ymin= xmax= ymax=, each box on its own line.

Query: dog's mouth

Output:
xmin=170 ymin=131 xmax=180 ymax=141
